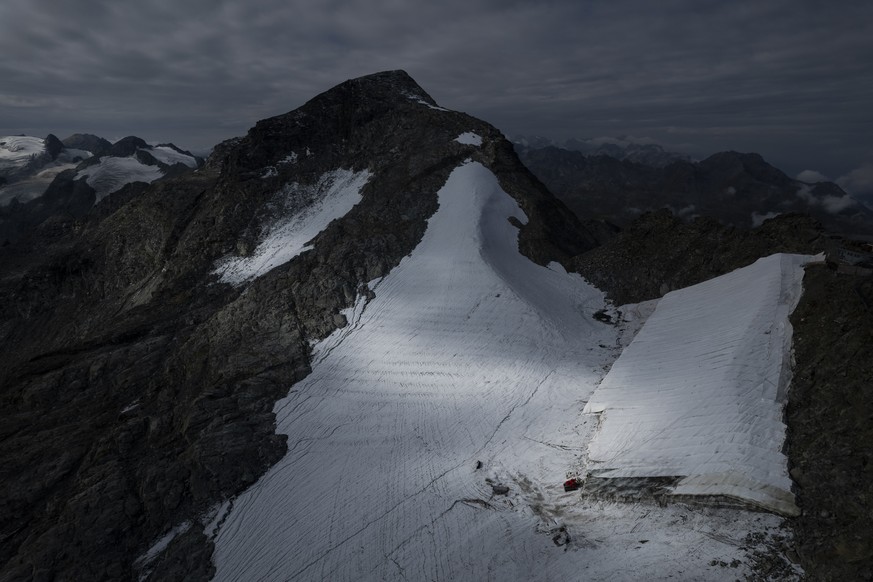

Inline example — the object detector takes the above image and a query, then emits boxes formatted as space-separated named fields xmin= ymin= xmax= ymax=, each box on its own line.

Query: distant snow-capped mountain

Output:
xmin=72 ymin=136 xmax=201 ymax=201
xmin=0 ymin=134 xmax=93 ymax=206
xmin=0 ymin=133 xmax=202 ymax=207
xmin=0 ymin=133 xmax=203 ymax=244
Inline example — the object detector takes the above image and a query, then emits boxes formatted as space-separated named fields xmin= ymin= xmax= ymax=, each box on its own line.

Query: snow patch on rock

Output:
xmin=402 ymin=90 xmax=449 ymax=111
xmin=455 ymin=132 xmax=483 ymax=146
xmin=135 ymin=520 xmax=191 ymax=576
xmin=213 ymin=168 xmax=372 ymax=285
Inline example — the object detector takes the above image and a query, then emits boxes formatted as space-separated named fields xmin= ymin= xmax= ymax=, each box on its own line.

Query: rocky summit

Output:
xmin=0 ymin=70 xmax=594 ymax=581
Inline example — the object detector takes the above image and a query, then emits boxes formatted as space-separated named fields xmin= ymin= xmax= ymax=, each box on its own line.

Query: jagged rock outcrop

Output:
xmin=517 ymin=146 xmax=873 ymax=235
xmin=0 ymin=70 xmax=595 ymax=581
xmin=43 ymin=134 xmax=64 ymax=160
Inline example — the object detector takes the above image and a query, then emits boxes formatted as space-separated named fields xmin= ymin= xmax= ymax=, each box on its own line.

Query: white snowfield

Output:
xmin=0 ymin=135 xmax=44 ymax=167
xmin=585 ymin=253 xmax=815 ymax=516
xmin=208 ymin=161 xmax=799 ymax=581
xmin=146 ymin=145 xmax=198 ymax=168
xmin=213 ymin=168 xmax=372 ymax=285
xmin=75 ymin=156 xmax=164 ymax=202
xmin=455 ymin=132 xmax=483 ymax=146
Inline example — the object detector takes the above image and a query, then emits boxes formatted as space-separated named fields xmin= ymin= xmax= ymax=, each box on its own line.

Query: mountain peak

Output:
xmin=61 ymin=133 xmax=112 ymax=156
xmin=343 ymin=69 xmax=431 ymax=98
xmin=303 ymin=69 xmax=440 ymax=112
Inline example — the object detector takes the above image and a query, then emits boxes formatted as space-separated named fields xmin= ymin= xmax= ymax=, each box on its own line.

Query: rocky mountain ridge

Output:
xmin=514 ymin=134 xmax=691 ymax=167
xmin=0 ymin=70 xmax=869 ymax=580
xmin=0 ymin=70 xmax=595 ymax=581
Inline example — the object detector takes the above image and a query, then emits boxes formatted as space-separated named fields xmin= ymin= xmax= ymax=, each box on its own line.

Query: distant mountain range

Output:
xmin=514 ymin=142 xmax=873 ymax=235
xmin=0 ymin=133 xmax=202 ymax=204
xmin=514 ymin=134 xmax=691 ymax=167
xmin=0 ymin=133 xmax=202 ymax=244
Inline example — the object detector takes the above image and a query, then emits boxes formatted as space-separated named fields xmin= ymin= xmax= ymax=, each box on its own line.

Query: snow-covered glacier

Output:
xmin=76 ymin=156 xmax=164 ymax=201
xmin=208 ymin=161 xmax=806 ymax=581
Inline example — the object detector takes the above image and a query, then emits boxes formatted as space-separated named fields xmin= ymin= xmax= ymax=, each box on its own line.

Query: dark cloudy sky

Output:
xmin=2 ymin=0 xmax=871 ymax=196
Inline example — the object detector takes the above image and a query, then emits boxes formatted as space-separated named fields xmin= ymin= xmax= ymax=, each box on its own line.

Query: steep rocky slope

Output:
xmin=572 ymin=209 xmax=827 ymax=306
xmin=787 ymin=266 xmax=873 ymax=580
xmin=0 ymin=71 xmax=593 ymax=581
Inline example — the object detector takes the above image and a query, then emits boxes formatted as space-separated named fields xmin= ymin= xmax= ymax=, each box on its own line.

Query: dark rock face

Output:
xmin=0 ymin=70 xmax=594 ymax=580
xmin=572 ymin=209 xmax=827 ymax=306
xmin=43 ymin=134 xmax=64 ymax=160
xmin=0 ymin=168 xmax=97 ymax=245
xmin=517 ymin=146 xmax=873 ymax=235
xmin=108 ymin=136 xmax=150 ymax=158
xmin=515 ymin=136 xmax=690 ymax=168
xmin=787 ymin=266 xmax=873 ymax=580
xmin=61 ymin=133 xmax=113 ymax=157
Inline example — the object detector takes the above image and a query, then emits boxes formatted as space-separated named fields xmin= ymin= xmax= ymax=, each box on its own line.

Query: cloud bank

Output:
xmin=0 ymin=0 xmax=870 ymax=177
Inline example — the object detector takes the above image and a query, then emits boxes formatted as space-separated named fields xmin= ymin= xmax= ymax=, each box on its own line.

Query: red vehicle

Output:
xmin=563 ymin=477 xmax=581 ymax=492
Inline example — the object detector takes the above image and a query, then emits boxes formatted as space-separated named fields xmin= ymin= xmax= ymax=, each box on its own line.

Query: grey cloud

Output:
xmin=838 ymin=160 xmax=873 ymax=200
xmin=797 ymin=170 xmax=828 ymax=183
xmin=0 ymin=0 xmax=870 ymax=178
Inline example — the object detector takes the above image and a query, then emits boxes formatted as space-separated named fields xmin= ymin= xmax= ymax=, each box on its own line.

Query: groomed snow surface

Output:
xmin=584 ymin=253 xmax=813 ymax=516
xmin=213 ymin=168 xmax=372 ymax=285
xmin=208 ymin=161 xmax=800 ymax=581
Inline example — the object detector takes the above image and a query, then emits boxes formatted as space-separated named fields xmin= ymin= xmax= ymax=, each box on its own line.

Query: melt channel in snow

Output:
xmin=209 ymin=161 xmax=792 ymax=582
xmin=584 ymin=253 xmax=816 ymax=516
xmin=213 ymin=168 xmax=372 ymax=285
